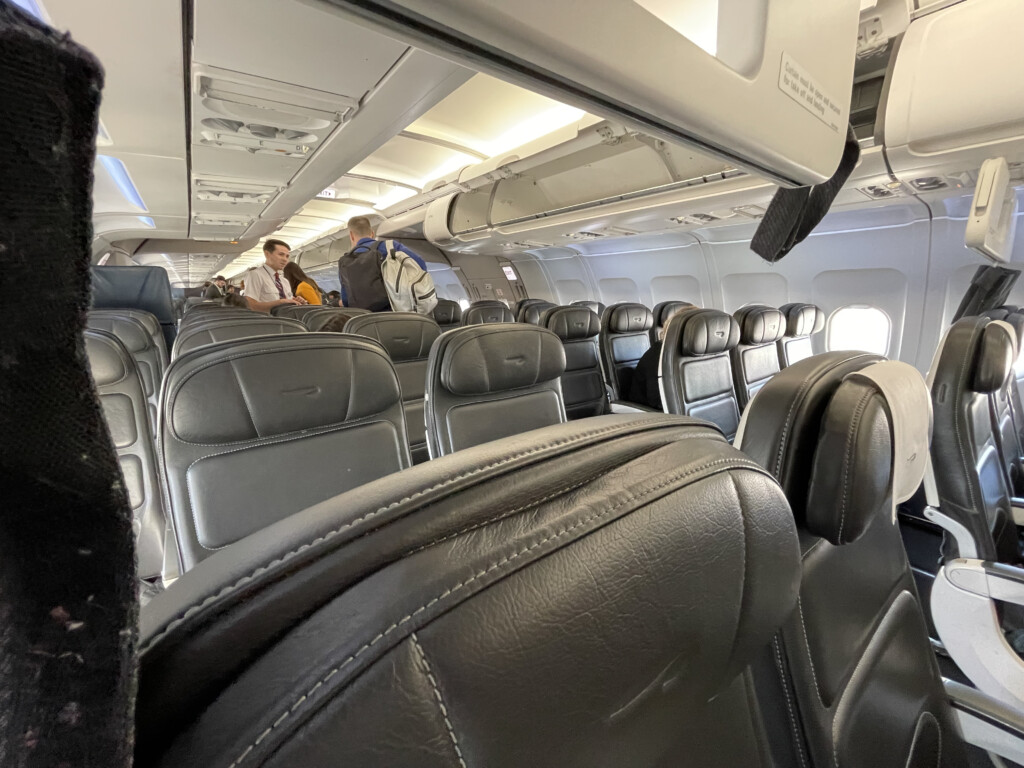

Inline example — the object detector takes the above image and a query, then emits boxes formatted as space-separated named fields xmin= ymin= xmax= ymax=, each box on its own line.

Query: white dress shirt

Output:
xmin=244 ymin=263 xmax=294 ymax=302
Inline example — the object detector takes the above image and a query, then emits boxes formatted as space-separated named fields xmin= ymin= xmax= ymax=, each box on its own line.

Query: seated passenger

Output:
xmin=325 ymin=290 xmax=341 ymax=307
xmin=628 ymin=305 xmax=692 ymax=409
xmin=221 ymin=293 xmax=248 ymax=309
xmin=283 ymin=261 xmax=324 ymax=306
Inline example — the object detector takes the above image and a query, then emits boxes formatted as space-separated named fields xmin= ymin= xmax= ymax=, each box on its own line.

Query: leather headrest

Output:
xmin=544 ymin=306 xmax=601 ymax=340
xmin=167 ymin=335 xmax=401 ymax=444
xmin=805 ymin=361 xmax=931 ymax=544
xmin=735 ymin=305 xmax=786 ymax=345
xmin=440 ymin=325 xmax=566 ymax=395
xmin=463 ymin=304 xmax=515 ymax=325
xmin=973 ymin=320 xmax=1015 ymax=393
xmin=523 ymin=301 xmax=557 ymax=325
xmin=608 ymin=303 xmax=653 ymax=334
xmin=84 ymin=331 xmax=129 ymax=386
xmin=572 ymin=300 xmax=605 ymax=315
xmin=781 ymin=303 xmax=825 ymax=337
xmin=653 ymin=301 xmax=694 ymax=328
xmin=87 ymin=313 xmax=149 ymax=353
xmin=432 ymin=299 xmax=462 ymax=325
xmin=674 ymin=309 xmax=740 ymax=356
xmin=736 ymin=351 xmax=887 ymax=537
xmin=344 ymin=313 xmax=441 ymax=362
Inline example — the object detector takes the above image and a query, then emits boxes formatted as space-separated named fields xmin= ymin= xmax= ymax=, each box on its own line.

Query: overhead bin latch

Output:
xmin=966 ymin=157 xmax=1019 ymax=263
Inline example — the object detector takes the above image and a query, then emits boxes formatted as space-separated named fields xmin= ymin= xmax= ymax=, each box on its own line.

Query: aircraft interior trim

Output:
xmin=4 ymin=0 xmax=1024 ymax=765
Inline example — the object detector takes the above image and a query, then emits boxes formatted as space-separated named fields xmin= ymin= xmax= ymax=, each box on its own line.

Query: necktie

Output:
xmin=273 ymin=271 xmax=285 ymax=299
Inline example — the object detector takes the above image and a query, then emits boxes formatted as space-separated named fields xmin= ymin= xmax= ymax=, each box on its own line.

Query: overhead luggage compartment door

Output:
xmin=313 ymin=0 xmax=861 ymax=188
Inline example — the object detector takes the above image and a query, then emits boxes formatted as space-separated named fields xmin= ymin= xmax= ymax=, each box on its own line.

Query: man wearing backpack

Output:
xmin=337 ymin=216 xmax=437 ymax=314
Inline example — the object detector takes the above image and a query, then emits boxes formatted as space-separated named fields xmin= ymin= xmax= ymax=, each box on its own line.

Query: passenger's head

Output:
xmin=282 ymin=261 xmax=318 ymax=295
xmin=221 ymin=293 xmax=248 ymax=309
xmin=214 ymin=275 xmax=227 ymax=287
xmin=347 ymin=216 xmax=374 ymax=245
xmin=327 ymin=290 xmax=340 ymax=300
xmin=262 ymin=239 xmax=291 ymax=271
xmin=658 ymin=306 xmax=691 ymax=342
xmin=225 ymin=284 xmax=236 ymax=294
xmin=320 ymin=315 xmax=349 ymax=333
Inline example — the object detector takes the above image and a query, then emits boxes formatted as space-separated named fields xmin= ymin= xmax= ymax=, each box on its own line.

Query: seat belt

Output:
xmin=751 ymin=126 xmax=860 ymax=263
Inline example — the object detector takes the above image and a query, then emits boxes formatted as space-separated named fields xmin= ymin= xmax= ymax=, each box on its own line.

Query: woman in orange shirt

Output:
xmin=283 ymin=262 xmax=324 ymax=305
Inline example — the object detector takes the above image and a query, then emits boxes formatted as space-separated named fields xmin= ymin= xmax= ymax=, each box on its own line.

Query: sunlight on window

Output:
xmin=459 ymin=299 xmax=471 ymax=311
xmin=827 ymin=306 xmax=891 ymax=356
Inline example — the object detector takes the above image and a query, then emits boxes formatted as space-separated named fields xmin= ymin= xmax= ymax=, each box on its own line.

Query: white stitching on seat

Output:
xmin=140 ymin=416 xmax=682 ymax=654
xmin=410 ymin=632 xmax=469 ymax=768
xmin=772 ymin=637 xmax=809 ymax=768
xmin=796 ymin=596 xmax=824 ymax=707
xmin=222 ymin=454 xmax=764 ymax=767
xmin=836 ymin=388 xmax=873 ymax=543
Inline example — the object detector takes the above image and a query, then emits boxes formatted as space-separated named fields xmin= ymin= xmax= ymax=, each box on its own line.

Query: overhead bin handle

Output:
xmin=750 ymin=126 xmax=861 ymax=263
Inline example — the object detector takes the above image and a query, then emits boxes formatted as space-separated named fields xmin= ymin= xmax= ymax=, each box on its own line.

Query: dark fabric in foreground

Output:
xmin=0 ymin=3 xmax=136 ymax=766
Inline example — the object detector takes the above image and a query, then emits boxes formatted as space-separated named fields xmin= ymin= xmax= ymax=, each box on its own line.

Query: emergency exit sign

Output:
xmin=317 ymin=188 xmax=336 ymax=199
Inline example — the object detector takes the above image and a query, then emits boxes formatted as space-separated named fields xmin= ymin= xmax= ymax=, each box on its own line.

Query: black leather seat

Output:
xmin=659 ymin=308 xmax=742 ymax=439
xmin=739 ymin=352 xmax=969 ymax=768
xmin=272 ymin=304 xmax=321 ymax=321
xmin=513 ymin=297 xmax=549 ymax=322
xmin=598 ymin=302 xmax=652 ymax=401
xmin=88 ymin=310 xmax=168 ymax=426
xmin=135 ymin=416 xmax=801 ymax=768
xmin=521 ymin=300 xmax=557 ymax=325
xmin=777 ymin=302 xmax=824 ymax=367
xmin=432 ymin=298 xmax=463 ymax=331
xmin=462 ymin=303 xmax=515 ymax=325
xmin=731 ymin=304 xmax=786 ymax=409
xmin=983 ymin=311 xmax=1024 ymax=493
xmin=91 ymin=265 xmax=178 ymax=348
xmin=345 ymin=313 xmax=442 ymax=464
xmin=425 ymin=324 xmax=566 ymax=457
xmin=158 ymin=334 xmax=412 ymax=572
xmin=650 ymin=300 xmax=694 ymax=345
xmin=542 ymin=305 xmax=608 ymax=419
xmin=177 ymin=308 xmax=259 ymax=333
xmin=171 ymin=316 xmax=307 ymax=358
xmin=84 ymin=329 xmax=166 ymax=580
xmin=304 ymin=307 xmax=370 ymax=332
xmin=930 ymin=316 xmax=1022 ymax=564
xmin=571 ymin=299 xmax=605 ymax=315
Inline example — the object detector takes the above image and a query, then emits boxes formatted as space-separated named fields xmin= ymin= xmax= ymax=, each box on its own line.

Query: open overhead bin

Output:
xmin=313 ymin=0 xmax=861 ymax=188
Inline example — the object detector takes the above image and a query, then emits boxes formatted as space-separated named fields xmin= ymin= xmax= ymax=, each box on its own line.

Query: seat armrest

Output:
xmin=923 ymin=506 xmax=979 ymax=559
xmin=609 ymin=400 xmax=660 ymax=414
xmin=932 ymin=559 xmax=1024 ymax=710
xmin=1011 ymin=498 xmax=1024 ymax=525
xmin=945 ymin=679 xmax=1024 ymax=764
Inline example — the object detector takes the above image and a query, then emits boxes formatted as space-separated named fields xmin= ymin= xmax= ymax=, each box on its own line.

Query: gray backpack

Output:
xmin=380 ymin=240 xmax=438 ymax=315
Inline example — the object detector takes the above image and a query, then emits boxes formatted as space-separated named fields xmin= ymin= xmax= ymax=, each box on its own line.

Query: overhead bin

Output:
xmin=883 ymin=0 xmax=1024 ymax=186
xmin=316 ymin=0 xmax=860 ymax=187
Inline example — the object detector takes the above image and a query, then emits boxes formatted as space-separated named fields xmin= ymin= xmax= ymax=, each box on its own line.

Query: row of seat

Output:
xmin=136 ymin=352 xmax=976 ymax=768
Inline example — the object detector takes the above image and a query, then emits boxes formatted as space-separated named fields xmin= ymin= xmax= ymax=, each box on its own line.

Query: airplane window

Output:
xmin=827 ymin=305 xmax=891 ymax=356
xmin=459 ymin=299 xmax=471 ymax=311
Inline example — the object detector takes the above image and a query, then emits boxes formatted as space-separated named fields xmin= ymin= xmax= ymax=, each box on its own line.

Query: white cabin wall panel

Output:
xmin=577 ymin=236 xmax=711 ymax=308
xmin=524 ymin=253 xmax=598 ymax=304
xmin=508 ymin=258 xmax=557 ymax=303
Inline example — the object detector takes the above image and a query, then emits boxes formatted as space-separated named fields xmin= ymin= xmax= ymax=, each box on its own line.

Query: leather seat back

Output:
xmin=136 ymin=416 xmax=801 ymax=768
xmin=84 ymin=329 xmax=165 ymax=580
xmin=462 ymin=303 xmax=515 ymax=325
xmin=660 ymin=309 xmax=742 ymax=440
xmin=599 ymin=302 xmax=653 ymax=400
xmin=432 ymin=298 xmax=463 ymax=331
xmin=738 ymin=353 xmax=969 ymax=768
xmin=983 ymin=310 xmax=1024 ymax=494
xmin=159 ymin=334 xmax=411 ymax=571
xmin=930 ymin=316 xmax=1020 ymax=563
xmin=777 ymin=302 xmax=824 ymax=367
xmin=345 ymin=313 xmax=442 ymax=464
xmin=271 ymin=304 xmax=321 ymax=321
xmin=542 ymin=306 xmax=608 ymax=419
xmin=171 ymin=317 xmax=307 ymax=358
xmin=178 ymin=308 xmax=258 ymax=329
xmin=425 ymin=324 xmax=567 ymax=456
xmin=650 ymin=300 xmax=694 ymax=345
xmin=730 ymin=304 xmax=786 ymax=409
xmin=571 ymin=299 xmax=605 ymax=315
xmin=304 ymin=307 xmax=370 ymax=332
xmin=88 ymin=310 xmax=167 ymax=426
xmin=513 ymin=297 xmax=548 ymax=322
xmin=521 ymin=300 xmax=557 ymax=325
xmin=91 ymin=265 xmax=177 ymax=348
